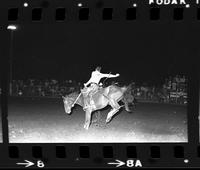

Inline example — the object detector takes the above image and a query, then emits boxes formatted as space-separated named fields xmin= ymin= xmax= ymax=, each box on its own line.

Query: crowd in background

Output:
xmin=7 ymin=75 xmax=187 ymax=105
xmin=11 ymin=79 xmax=81 ymax=97
xmin=131 ymin=75 xmax=187 ymax=104
xmin=162 ymin=75 xmax=187 ymax=104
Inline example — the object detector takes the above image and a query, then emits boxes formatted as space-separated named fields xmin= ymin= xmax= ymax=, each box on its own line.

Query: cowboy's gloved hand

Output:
xmin=99 ymin=82 xmax=103 ymax=86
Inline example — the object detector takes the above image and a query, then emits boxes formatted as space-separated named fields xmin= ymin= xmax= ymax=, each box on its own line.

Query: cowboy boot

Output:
xmin=90 ymin=95 xmax=93 ymax=106
xmin=83 ymin=99 xmax=90 ymax=111
xmin=83 ymin=99 xmax=87 ymax=111
xmin=83 ymin=93 xmax=89 ymax=111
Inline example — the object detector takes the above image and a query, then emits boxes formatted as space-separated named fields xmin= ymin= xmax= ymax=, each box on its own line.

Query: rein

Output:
xmin=71 ymin=92 xmax=82 ymax=107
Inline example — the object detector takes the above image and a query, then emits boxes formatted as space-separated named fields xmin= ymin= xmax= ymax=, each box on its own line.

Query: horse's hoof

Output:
xmin=106 ymin=118 xmax=111 ymax=123
xmin=84 ymin=124 xmax=89 ymax=130
xmin=126 ymin=108 xmax=131 ymax=112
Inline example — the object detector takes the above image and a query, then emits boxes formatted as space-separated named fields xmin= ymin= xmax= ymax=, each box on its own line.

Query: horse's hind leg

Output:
xmin=106 ymin=99 xmax=120 ymax=123
xmin=106 ymin=108 xmax=119 ymax=123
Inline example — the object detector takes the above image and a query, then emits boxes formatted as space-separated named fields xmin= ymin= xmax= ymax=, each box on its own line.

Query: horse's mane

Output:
xmin=66 ymin=91 xmax=80 ymax=99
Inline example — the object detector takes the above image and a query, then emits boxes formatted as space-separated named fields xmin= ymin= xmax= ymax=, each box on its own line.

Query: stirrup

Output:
xmin=83 ymin=106 xmax=88 ymax=111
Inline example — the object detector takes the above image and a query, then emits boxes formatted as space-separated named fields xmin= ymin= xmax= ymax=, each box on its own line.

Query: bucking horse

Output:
xmin=62 ymin=84 xmax=134 ymax=130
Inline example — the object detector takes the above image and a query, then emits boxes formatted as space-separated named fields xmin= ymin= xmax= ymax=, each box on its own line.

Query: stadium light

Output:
xmin=23 ymin=2 xmax=28 ymax=7
xmin=7 ymin=25 xmax=17 ymax=30
xmin=78 ymin=3 xmax=83 ymax=7
xmin=133 ymin=3 xmax=137 ymax=7
xmin=7 ymin=25 xmax=18 ymax=96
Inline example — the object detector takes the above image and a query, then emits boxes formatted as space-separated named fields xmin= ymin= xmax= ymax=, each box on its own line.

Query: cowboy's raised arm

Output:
xmin=100 ymin=73 xmax=120 ymax=78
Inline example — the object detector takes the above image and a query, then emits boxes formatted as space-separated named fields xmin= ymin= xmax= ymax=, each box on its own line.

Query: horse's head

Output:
xmin=62 ymin=96 xmax=74 ymax=114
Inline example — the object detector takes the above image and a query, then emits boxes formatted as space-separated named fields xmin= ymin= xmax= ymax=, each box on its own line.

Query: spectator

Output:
xmin=172 ymin=78 xmax=177 ymax=91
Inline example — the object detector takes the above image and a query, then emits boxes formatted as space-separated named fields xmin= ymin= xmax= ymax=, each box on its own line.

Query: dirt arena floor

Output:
xmin=7 ymin=97 xmax=187 ymax=143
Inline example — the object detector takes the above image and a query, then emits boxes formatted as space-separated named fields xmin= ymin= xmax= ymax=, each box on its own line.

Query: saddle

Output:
xmin=81 ymin=83 xmax=102 ymax=96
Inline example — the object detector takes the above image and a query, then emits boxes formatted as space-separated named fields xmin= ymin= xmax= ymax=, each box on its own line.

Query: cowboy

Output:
xmin=82 ymin=66 xmax=120 ymax=110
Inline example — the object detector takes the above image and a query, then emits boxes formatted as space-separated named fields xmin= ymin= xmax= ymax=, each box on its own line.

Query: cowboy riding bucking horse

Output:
xmin=82 ymin=66 xmax=120 ymax=111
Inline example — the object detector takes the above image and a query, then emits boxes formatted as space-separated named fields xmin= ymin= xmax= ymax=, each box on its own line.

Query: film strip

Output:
xmin=0 ymin=0 xmax=200 ymax=168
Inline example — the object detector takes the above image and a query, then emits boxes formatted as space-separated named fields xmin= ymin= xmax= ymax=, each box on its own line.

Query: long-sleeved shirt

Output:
xmin=84 ymin=70 xmax=118 ymax=86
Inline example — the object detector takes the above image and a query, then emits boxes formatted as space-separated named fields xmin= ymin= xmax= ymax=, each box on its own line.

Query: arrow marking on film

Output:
xmin=108 ymin=159 xmax=125 ymax=167
xmin=16 ymin=160 xmax=34 ymax=168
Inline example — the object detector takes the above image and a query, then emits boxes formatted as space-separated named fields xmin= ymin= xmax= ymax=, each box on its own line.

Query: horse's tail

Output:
xmin=122 ymin=85 xmax=136 ymax=104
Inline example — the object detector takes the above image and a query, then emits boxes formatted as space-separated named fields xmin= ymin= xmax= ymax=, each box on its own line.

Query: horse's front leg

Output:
xmin=84 ymin=110 xmax=92 ymax=130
